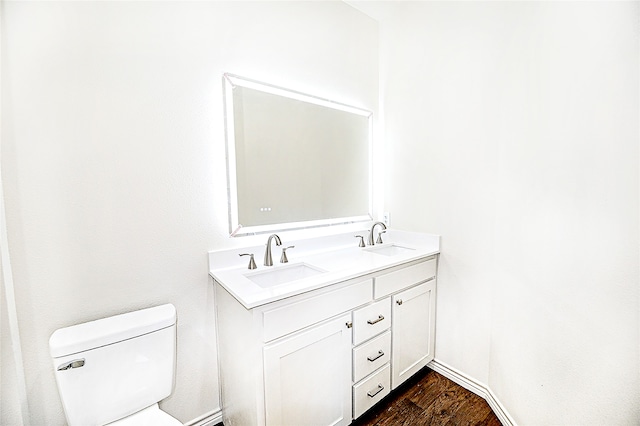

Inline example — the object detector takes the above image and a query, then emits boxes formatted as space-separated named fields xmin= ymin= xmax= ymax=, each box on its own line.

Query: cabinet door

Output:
xmin=391 ymin=280 xmax=436 ymax=389
xmin=264 ymin=314 xmax=353 ymax=426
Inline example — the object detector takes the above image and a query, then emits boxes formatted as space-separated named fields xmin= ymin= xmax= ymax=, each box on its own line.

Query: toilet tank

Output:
xmin=49 ymin=304 xmax=176 ymax=426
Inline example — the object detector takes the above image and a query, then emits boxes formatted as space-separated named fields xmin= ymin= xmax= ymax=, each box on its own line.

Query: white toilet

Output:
xmin=49 ymin=304 xmax=182 ymax=426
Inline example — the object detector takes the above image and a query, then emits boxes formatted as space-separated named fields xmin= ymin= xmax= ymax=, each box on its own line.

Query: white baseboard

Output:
xmin=184 ymin=408 xmax=222 ymax=426
xmin=427 ymin=359 xmax=516 ymax=426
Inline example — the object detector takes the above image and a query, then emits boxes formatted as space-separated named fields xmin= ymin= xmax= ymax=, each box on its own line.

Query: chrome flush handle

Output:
xmin=57 ymin=359 xmax=85 ymax=371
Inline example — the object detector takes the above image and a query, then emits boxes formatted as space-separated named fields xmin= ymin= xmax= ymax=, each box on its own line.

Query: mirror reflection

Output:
xmin=224 ymin=74 xmax=372 ymax=236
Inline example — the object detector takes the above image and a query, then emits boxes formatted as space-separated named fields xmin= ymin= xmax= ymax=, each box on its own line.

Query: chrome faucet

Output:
xmin=368 ymin=222 xmax=387 ymax=246
xmin=264 ymin=234 xmax=282 ymax=266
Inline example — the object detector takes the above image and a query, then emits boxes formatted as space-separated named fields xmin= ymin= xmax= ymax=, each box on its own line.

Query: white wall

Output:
xmin=2 ymin=273 xmax=25 ymax=426
xmin=380 ymin=1 xmax=639 ymax=424
xmin=0 ymin=2 xmax=378 ymax=424
xmin=4 ymin=1 xmax=637 ymax=424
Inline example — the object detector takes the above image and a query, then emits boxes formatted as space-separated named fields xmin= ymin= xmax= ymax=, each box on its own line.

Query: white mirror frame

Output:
xmin=223 ymin=74 xmax=373 ymax=237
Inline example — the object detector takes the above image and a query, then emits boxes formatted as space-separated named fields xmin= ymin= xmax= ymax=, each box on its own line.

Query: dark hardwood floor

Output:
xmin=216 ymin=368 xmax=502 ymax=426
xmin=352 ymin=368 xmax=502 ymax=426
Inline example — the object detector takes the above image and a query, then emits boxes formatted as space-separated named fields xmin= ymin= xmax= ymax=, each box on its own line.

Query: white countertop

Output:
xmin=208 ymin=229 xmax=440 ymax=309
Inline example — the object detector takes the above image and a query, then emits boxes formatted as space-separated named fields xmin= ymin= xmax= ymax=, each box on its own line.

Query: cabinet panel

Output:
xmin=352 ymin=298 xmax=391 ymax=345
xmin=374 ymin=257 xmax=436 ymax=299
xmin=391 ymin=280 xmax=436 ymax=389
xmin=353 ymin=331 xmax=391 ymax=383
xmin=263 ymin=279 xmax=372 ymax=342
xmin=264 ymin=314 xmax=352 ymax=426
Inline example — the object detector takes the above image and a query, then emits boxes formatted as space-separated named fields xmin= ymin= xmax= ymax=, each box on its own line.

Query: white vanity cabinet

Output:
xmin=214 ymin=255 xmax=438 ymax=426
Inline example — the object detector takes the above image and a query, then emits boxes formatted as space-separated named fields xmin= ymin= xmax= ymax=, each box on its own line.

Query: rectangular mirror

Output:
xmin=224 ymin=74 xmax=373 ymax=236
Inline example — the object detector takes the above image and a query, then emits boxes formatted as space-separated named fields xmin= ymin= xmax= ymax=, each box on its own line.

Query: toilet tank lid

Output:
xmin=49 ymin=304 xmax=176 ymax=358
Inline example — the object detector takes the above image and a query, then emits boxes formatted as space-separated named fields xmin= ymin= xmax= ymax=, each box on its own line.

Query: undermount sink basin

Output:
xmin=245 ymin=263 xmax=327 ymax=288
xmin=364 ymin=244 xmax=415 ymax=256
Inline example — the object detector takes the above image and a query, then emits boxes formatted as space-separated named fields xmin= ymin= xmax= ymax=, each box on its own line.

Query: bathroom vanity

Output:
xmin=209 ymin=230 xmax=439 ymax=426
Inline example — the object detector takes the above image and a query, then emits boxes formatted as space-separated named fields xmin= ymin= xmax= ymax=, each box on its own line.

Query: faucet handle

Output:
xmin=376 ymin=230 xmax=387 ymax=245
xmin=354 ymin=235 xmax=365 ymax=247
xmin=239 ymin=253 xmax=257 ymax=270
xmin=280 ymin=246 xmax=295 ymax=263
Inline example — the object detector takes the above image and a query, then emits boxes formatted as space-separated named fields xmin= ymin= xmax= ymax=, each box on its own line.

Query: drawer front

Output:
xmin=353 ymin=364 xmax=391 ymax=419
xmin=263 ymin=279 xmax=372 ymax=342
xmin=352 ymin=298 xmax=391 ymax=345
xmin=353 ymin=331 xmax=391 ymax=383
xmin=374 ymin=257 xmax=437 ymax=299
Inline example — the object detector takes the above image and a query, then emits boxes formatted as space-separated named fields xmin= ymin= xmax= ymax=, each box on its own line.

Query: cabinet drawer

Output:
xmin=353 ymin=364 xmax=391 ymax=419
xmin=263 ymin=279 xmax=372 ymax=342
xmin=353 ymin=331 xmax=391 ymax=383
xmin=352 ymin=298 xmax=391 ymax=345
xmin=374 ymin=257 xmax=436 ymax=299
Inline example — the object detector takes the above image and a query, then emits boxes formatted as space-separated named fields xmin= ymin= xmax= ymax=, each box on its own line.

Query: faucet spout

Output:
xmin=368 ymin=222 xmax=387 ymax=246
xmin=264 ymin=234 xmax=282 ymax=266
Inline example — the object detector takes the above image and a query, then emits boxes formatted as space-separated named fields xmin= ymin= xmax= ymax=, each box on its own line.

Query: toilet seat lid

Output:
xmin=105 ymin=403 xmax=182 ymax=426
